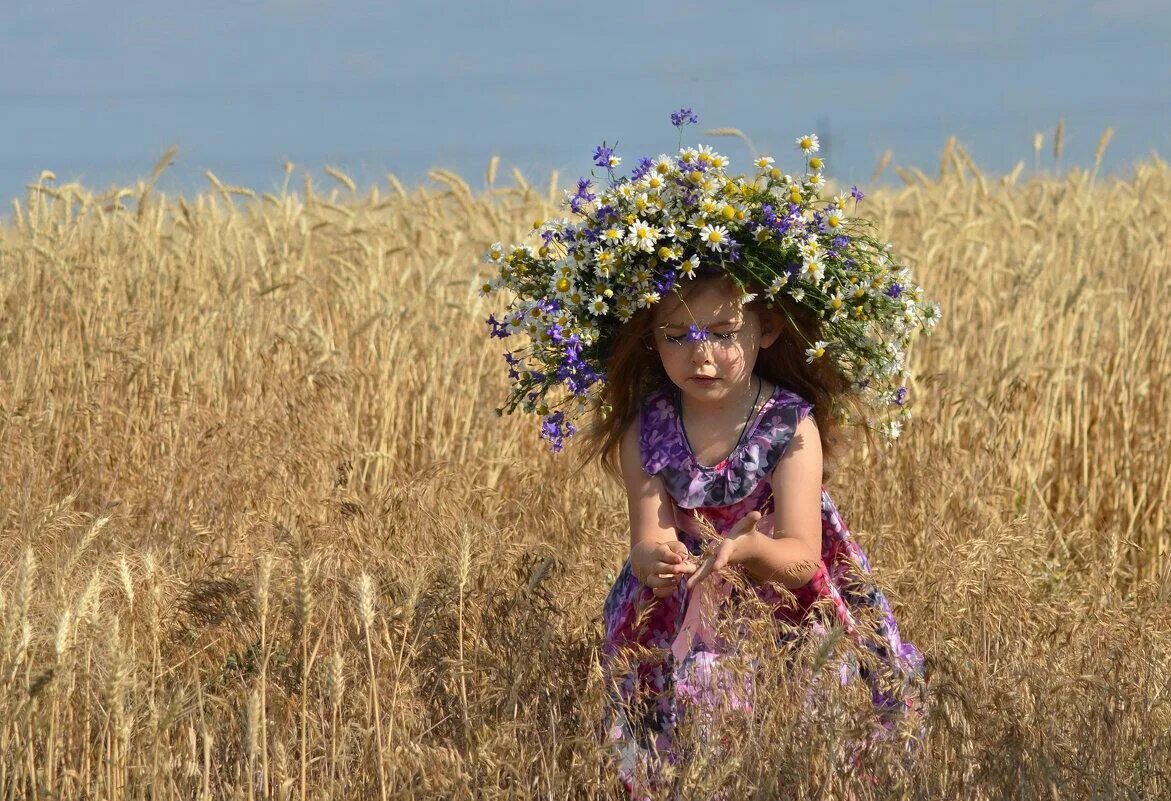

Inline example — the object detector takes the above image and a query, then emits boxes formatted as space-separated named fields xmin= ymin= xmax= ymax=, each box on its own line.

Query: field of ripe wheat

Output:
xmin=1 ymin=135 xmax=1170 ymax=800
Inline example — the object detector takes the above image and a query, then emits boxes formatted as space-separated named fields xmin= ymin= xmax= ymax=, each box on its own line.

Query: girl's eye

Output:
xmin=664 ymin=334 xmax=685 ymax=344
xmin=713 ymin=330 xmax=739 ymax=340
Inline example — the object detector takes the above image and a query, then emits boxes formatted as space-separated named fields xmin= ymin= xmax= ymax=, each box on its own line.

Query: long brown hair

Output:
xmin=576 ymin=270 xmax=869 ymax=484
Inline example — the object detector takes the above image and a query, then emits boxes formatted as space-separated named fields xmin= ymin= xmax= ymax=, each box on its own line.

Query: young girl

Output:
xmin=589 ymin=268 xmax=929 ymax=796
xmin=481 ymin=109 xmax=938 ymax=797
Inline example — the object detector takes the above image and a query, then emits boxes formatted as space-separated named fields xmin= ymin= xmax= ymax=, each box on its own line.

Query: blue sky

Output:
xmin=2 ymin=0 xmax=1168 ymax=206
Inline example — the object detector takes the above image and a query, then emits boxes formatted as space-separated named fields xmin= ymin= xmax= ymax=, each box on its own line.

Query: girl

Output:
xmin=481 ymin=109 xmax=938 ymax=798
xmin=587 ymin=267 xmax=928 ymax=796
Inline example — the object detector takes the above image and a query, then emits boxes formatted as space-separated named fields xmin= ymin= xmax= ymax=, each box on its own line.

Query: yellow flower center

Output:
xmin=556 ymin=278 xmax=571 ymax=293
xmin=708 ymin=230 xmax=723 ymax=244
xmin=809 ymin=157 xmax=823 ymax=170
xmin=721 ymin=205 xmax=736 ymax=220
xmin=800 ymin=137 xmax=813 ymax=150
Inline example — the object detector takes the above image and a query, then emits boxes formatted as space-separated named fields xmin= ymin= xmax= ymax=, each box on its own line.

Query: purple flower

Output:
xmin=653 ymin=270 xmax=678 ymax=295
xmin=569 ymin=177 xmax=596 ymax=213
xmin=540 ymin=410 xmax=577 ymax=452
xmin=593 ymin=144 xmax=615 ymax=168
xmin=595 ymin=204 xmax=617 ymax=222
xmin=686 ymin=323 xmax=709 ymax=342
xmin=850 ymin=185 xmax=865 ymax=202
xmin=631 ymin=156 xmax=654 ymax=181
xmin=831 ymin=234 xmax=849 ymax=249
xmin=670 ymin=108 xmax=699 ymax=127
xmin=886 ymin=283 xmax=903 ymax=299
xmin=895 ymin=385 xmax=908 ymax=405
xmin=486 ymin=314 xmax=511 ymax=339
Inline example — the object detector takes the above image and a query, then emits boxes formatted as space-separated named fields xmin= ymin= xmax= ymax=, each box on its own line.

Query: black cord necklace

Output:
xmin=677 ymin=375 xmax=763 ymax=464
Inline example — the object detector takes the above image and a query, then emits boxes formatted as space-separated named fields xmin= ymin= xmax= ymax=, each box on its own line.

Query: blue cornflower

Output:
xmin=850 ymin=185 xmax=865 ymax=202
xmin=886 ymin=283 xmax=904 ymax=299
xmin=670 ymin=108 xmax=699 ymax=127
xmin=686 ymin=323 xmax=709 ymax=342
xmin=832 ymin=235 xmax=850 ymax=249
xmin=895 ymin=385 xmax=908 ymax=405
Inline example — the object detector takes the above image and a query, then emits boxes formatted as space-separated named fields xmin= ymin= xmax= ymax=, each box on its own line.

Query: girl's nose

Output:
xmin=691 ymin=341 xmax=714 ymax=363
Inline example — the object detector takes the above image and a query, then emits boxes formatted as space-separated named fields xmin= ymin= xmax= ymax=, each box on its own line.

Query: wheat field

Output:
xmin=1 ymin=133 xmax=1170 ymax=800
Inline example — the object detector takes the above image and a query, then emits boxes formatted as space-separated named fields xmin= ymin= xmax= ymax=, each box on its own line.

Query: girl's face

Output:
xmin=650 ymin=277 xmax=780 ymax=405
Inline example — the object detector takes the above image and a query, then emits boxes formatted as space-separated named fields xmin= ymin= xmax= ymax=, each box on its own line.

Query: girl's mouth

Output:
xmin=689 ymin=376 xmax=718 ymax=383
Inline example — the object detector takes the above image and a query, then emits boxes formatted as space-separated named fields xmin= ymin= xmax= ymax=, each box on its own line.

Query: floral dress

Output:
xmin=600 ymin=381 xmax=929 ymax=795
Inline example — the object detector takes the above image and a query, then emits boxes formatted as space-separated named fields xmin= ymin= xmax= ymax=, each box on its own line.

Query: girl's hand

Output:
xmin=686 ymin=511 xmax=762 ymax=591
xmin=630 ymin=539 xmax=697 ymax=598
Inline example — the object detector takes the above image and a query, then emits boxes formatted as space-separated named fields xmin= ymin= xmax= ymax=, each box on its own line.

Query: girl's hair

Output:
xmin=576 ymin=268 xmax=868 ymax=483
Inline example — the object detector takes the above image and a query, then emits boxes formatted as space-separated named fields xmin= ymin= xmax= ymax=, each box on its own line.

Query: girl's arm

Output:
xmin=618 ymin=418 xmax=678 ymax=549
xmin=738 ymin=412 xmax=823 ymax=587
xmin=619 ymin=418 xmax=696 ymax=596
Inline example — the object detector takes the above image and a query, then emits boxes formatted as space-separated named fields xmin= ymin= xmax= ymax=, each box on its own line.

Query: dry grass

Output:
xmin=1 ymin=137 xmax=1170 ymax=799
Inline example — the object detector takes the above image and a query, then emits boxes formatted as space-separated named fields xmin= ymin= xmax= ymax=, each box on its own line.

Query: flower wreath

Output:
xmin=480 ymin=108 xmax=941 ymax=451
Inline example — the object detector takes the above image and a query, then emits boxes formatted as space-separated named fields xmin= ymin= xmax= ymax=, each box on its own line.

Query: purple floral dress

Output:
xmin=600 ymin=381 xmax=928 ymax=795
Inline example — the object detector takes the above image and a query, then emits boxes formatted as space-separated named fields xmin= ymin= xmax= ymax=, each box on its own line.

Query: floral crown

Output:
xmin=480 ymin=108 xmax=941 ymax=451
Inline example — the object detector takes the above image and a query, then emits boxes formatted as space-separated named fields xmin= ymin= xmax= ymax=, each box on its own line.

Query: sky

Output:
xmin=2 ymin=0 xmax=1169 ymax=208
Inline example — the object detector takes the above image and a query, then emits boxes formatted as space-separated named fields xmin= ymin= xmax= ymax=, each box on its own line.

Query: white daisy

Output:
xmin=627 ymin=219 xmax=661 ymax=253
xmin=796 ymin=134 xmax=820 ymax=154
xmin=600 ymin=226 xmax=625 ymax=246
xmin=803 ymin=258 xmax=826 ymax=284
xmin=698 ymin=224 xmax=731 ymax=252
xmin=550 ymin=275 xmax=575 ymax=300
xmin=587 ymin=295 xmax=609 ymax=316
xmin=637 ymin=289 xmax=661 ymax=308
xmin=680 ymin=254 xmax=701 ymax=279
xmin=828 ymin=292 xmax=846 ymax=322
xmin=755 ymin=156 xmax=775 ymax=170
xmin=804 ymin=340 xmax=828 ymax=363
xmin=484 ymin=242 xmax=504 ymax=263
xmin=824 ymin=208 xmax=846 ymax=231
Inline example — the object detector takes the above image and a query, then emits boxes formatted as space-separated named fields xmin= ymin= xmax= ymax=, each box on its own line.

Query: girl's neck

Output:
xmin=674 ymin=374 xmax=765 ymax=416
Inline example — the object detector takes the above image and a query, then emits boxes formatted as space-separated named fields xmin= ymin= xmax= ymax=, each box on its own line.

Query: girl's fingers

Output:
xmin=653 ymin=558 xmax=696 ymax=575
xmin=645 ymin=571 xmax=683 ymax=589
